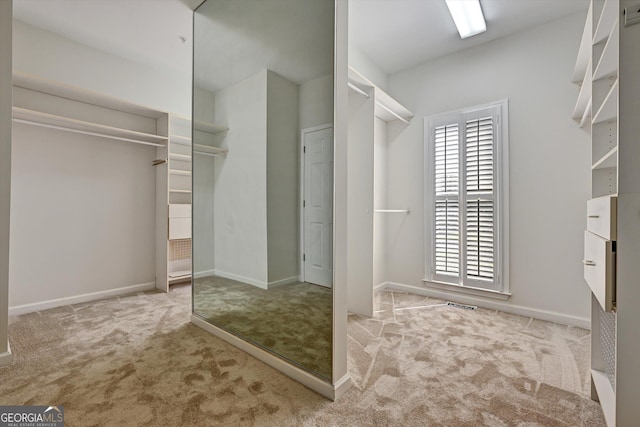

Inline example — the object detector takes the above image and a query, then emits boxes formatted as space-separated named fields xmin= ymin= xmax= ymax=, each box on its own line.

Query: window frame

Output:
xmin=424 ymin=100 xmax=510 ymax=298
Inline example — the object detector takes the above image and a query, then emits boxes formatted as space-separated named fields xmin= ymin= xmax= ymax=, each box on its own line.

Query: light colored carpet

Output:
xmin=0 ymin=284 xmax=605 ymax=426
xmin=193 ymin=276 xmax=332 ymax=379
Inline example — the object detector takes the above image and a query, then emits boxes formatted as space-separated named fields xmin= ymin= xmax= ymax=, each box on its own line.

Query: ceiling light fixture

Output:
xmin=445 ymin=0 xmax=487 ymax=39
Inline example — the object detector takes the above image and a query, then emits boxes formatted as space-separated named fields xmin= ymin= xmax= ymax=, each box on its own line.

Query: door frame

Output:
xmin=299 ymin=123 xmax=333 ymax=284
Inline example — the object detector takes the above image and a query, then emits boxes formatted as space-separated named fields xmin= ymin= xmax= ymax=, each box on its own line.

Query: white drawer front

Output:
xmin=169 ymin=204 xmax=191 ymax=218
xmin=169 ymin=218 xmax=191 ymax=240
xmin=584 ymin=230 xmax=615 ymax=312
xmin=586 ymin=195 xmax=617 ymax=240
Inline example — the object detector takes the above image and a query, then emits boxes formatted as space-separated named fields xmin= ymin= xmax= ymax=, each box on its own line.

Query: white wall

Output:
xmin=384 ymin=13 xmax=592 ymax=325
xmin=0 ymin=0 xmax=13 ymax=365
xmin=13 ymin=20 xmax=191 ymax=116
xmin=9 ymin=119 xmax=157 ymax=310
xmin=347 ymin=89 xmax=375 ymax=317
xmin=372 ymin=117 xmax=387 ymax=289
xmin=348 ymin=46 xmax=388 ymax=91
xmin=213 ymin=71 xmax=269 ymax=285
xmin=299 ymin=74 xmax=333 ymax=131
xmin=266 ymin=71 xmax=299 ymax=283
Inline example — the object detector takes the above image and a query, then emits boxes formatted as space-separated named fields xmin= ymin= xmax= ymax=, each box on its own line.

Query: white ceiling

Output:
xmin=194 ymin=0 xmax=334 ymax=92
xmin=13 ymin=0 xmax=195 ymax=77
xmin=13 ymin=0 xmax=590 ymax=86
xmin=350 ymin=0 xmax=589 ymax=75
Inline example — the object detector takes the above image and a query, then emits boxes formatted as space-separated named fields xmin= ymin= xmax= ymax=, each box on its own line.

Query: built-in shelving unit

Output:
xmin=572 ymin=1 xmax=640 ymax=425
xmin=12 ymin=71 xmax=174 ymax=299
xmin=348 ymin=66 xmax=414 ymax=124
xmin=155 ymin=114 xmax=228 ymax=291
xmin=346 ymin=66 xmax=414 ymax=317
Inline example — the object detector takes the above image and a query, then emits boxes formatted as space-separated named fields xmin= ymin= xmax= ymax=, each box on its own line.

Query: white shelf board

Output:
xmin=374 ymin=88 xmax=414 ymax=123
xmin=348 ymin=66 xmax=376 ymax=89
xmin=348 ymin=82 xmax=370 ymax=98
xmin=170 ymin=113 xmax=191 ymax=127
xmin=171 ymin=140 xmax=191 ymax=147
xmin=592 ymin=369 xmax=615 ymax=427
xmin=593 ymin=0 xmax=618 ymax=44
xmin=169 ymin=189 xmax=192 ymax=194
xmin=348 ymin=66 xmax=414 ymax=124
xmin=169 ymin=169 xmax=191 ymax=176
xmin=572 ymin=1 xmax=593 ymax=83
xmin=169 ymin=153 xmax=191 ymax=162
xmin=193 ymin=143 xmax=228 ymax=158
xmin=573 ymin=60 xmax=592 ymax=120
xmin=170 ymin=134 xmax=192 ymax=145
xmin=593 ymin=20 xmax=619 ymax=81
xmin=194 ymin=120 xmax=228 ymax=135
xmin=579 ymin=98 xmax=592 ymax=129
xmin=12 ymin=106 xmax=168 ymax=146
xmin=592 ymin=146 xmax=618 ymax=170
xmin=168 ymin=270 xmax=192 ymax=279
xmin=13 ymin=71 xmax=165 ymax=119
xmin=592 ymin=79 xmax=618 ymax=124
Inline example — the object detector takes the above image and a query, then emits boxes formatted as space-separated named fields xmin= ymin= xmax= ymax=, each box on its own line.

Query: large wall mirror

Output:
xmin=192 ymin=0 xmax=335 ymax=381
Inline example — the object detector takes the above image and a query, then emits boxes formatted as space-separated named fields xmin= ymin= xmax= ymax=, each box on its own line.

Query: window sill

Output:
xmin=422 ymin=279 xmax=511 ymax=301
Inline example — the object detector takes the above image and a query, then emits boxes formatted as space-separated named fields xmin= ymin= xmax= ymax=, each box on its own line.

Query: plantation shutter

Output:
xmin=434 ymin=124 xmax=460 ymax=277
xmin=431 ymin=108 xmax=499 ymax=290
xmin=465 ymin=117 xmax=495 ymax=283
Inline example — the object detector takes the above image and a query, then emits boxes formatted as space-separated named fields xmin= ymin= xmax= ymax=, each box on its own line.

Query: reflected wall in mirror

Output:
xmin=192 ymin=0 xmax=335 ymax=380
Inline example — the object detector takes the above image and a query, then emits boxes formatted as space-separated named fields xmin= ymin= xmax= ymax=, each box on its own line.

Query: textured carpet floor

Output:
xmin=0 ymin=284 xmax=605 ymax=426
xmin=193 ymin=276 xmax=332 ymax=379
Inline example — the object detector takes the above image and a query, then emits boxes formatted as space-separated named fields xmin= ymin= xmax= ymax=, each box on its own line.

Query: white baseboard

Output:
xmin=382 ymin=282 xmax=590 ymax=329
xmin=191 ymin=314 xmax=349 ymax=400
xmin=267 ymin=276 xmax=299 ymax=289
xmin=8 ymin=282 xmax=157 ymax=316
xmin=373 ymin=282 xmax=388 ymax=293
xmin=0 ymin=341 xmax=11 ymax=367
xmin=193 ymin=270 xmax=297 ymax=290
xmin=333 ymin=373 xmax=353 ymax=400
xmin=214 ymin=270 xmax=268 ymax=290
xmin=193 ymin=269 xmax=216 ymax=279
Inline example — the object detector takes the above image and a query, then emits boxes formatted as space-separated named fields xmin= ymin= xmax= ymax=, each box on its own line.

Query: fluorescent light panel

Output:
xmin=445 ymin=0 xmax=487 ymax=39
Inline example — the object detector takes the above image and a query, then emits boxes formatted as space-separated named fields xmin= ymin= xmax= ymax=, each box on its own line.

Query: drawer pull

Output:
xmin=588 ymin=215 xmax=600 ymax=218
xmin=583 ymin=259 xmax=596 ymax=266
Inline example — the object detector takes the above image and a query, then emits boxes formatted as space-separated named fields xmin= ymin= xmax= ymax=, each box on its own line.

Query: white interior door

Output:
xmin=303 ymin=125 xmax=333 ymax=287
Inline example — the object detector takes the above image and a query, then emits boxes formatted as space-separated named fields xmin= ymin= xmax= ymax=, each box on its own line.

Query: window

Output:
xmin=425 ymin=100 xmax=509 ymax=295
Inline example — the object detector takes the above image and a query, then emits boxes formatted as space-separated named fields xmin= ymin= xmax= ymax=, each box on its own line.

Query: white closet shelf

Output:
xmin=579 ymin=98 xmax=592 ymax=129
xmin=193 ymin=143 xmax=228 ymax=158
xmin=169 ymin=270 xmax=191 ymax=279
xmin=169 ymin=153 xmax=191 ymax=162
xmin=12 ymin=107 xmax=168 ymax=147
xmin=169 ymin=189 xmax=192 ymax=194
xmin=13 ymin=71 xmax=165 ymax=120
xmin=592 ymin=146 xmax=618 ymax=170
xmin=593 ymin=0 xmax=618 ymax=44
xmin=170 ymin=169 xmax=191 ymax=176
xmin=194 ymin=120 xmax=228 ymax=135
xmin=592 ymin=79 xmax=618 ymax=124
xmin=572 ymin=1 xmax=593 ymax=83
xmin=348 ymin=66 xmax=414 ymax=124
xmin=348 ymin=82 xmax=370 ymax=98
xmin=170 ymin=135 xmax=192 ymax=145
xmin=572 ymin=61 xmax=592 ymax=120
xmin=170 ymin=140 xmax=192 ymax=148
xmin=593 ymin=20 xmax=619 ymax=81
